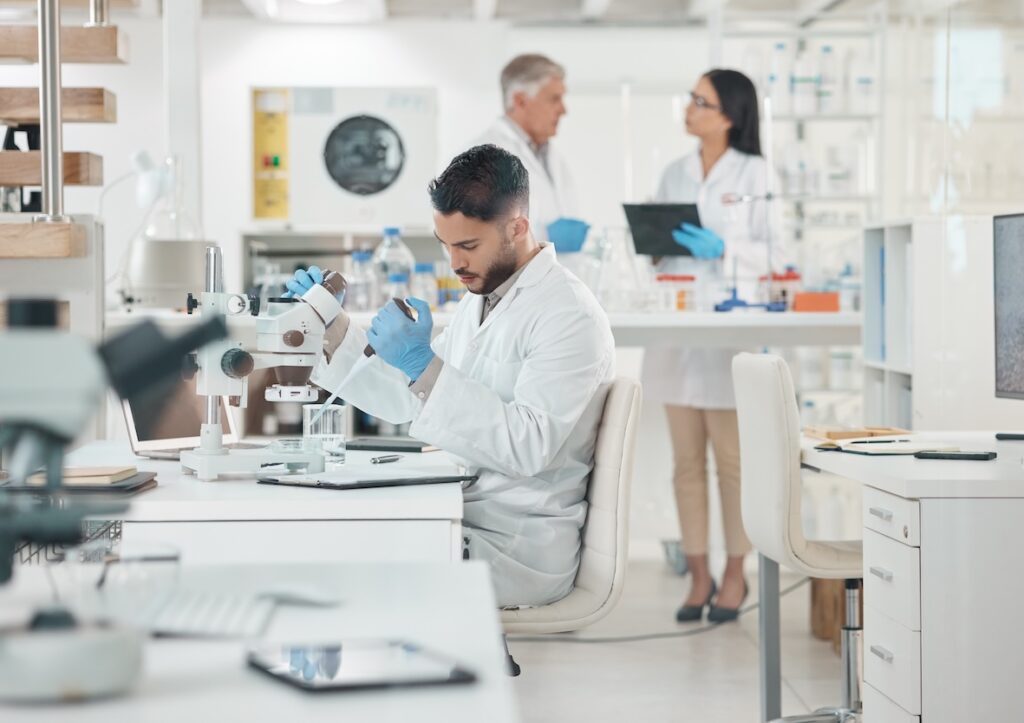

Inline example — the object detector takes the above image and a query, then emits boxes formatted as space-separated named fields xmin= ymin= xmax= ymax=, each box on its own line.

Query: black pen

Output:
xmin=371 ymin=454 xmax=403 ymax=464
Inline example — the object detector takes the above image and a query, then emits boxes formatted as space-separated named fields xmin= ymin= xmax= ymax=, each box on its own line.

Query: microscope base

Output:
xmin=0 ymin=623 xmax=143 ymax=702
xmin=180 ymin=446 xmax=325 ymax=481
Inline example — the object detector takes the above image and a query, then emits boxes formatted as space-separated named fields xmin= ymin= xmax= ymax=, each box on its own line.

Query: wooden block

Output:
xmin=0 ymin=87 xmax=116 ymax=123
xmin=0 ymin=300 xmax=71 ymax=329
xmin=0 ymin=25 xmax=128 ymax=64
xmin=0 ymin=151 xmax=103 ymax=186
xmin=0 ymin=221 xmax=87 ymax=258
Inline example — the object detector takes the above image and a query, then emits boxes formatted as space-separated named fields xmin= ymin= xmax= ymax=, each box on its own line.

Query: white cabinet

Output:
xmin=863 ymin=215 xmax=1024 ymax=430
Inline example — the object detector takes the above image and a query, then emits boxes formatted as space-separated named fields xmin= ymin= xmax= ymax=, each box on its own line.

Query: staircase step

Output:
xmin=0 ymin=87 xmax=116 ymax=124
xmin=0 ymin=220 xmax=86 ymax=258
xmin=0 ymin=151 xmax=103 ymax=186
xmin=0 ymin=25 xmax=128 ymax=64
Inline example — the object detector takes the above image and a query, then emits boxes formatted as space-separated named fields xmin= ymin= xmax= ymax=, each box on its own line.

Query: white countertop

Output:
xmin=108 ymin=309 xmax=861 ymax=349
xmin=0 ymin=562 xmax=518 ymax=722
xmin=66 ymin=441 xmax=464 ymax=523
xmin=802 ymin=431 xmax=1024 ymax=499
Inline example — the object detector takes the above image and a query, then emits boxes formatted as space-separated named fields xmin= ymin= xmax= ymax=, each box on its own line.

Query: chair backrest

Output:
xmin=501 ymin=376 xmax=642 ymax=634
xmin=731 ymin=353 xmax=807 ymax=569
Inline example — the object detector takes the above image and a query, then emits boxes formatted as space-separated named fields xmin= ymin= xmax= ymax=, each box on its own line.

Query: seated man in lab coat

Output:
xmin=306 ymin=145 xmax=615 ymax=607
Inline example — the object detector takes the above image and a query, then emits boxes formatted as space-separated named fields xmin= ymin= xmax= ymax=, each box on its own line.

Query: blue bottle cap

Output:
xmin=388 ymin=273 xmax=409 ymax=283
xmin=352 ymin=250 xmax=371 ymax=262
xmin=383 ymin=227 xmax=401 ymax=236
xmin=415 ymin=263 xmax=434 ymax=273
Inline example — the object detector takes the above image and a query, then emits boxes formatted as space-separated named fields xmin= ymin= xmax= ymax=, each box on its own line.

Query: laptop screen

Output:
xmin=123 ymin=376 xmax=236 ymax=451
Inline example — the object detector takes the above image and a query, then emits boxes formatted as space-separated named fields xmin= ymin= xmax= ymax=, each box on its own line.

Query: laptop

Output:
xmin=623 ymin=203 xmax=702 ymax=257
xmin=122 ymin=375 xmax=264 ymax=460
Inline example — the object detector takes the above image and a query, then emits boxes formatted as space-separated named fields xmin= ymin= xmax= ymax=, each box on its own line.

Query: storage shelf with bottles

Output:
xmin=721 ymin=20 xmax=885 ymax=286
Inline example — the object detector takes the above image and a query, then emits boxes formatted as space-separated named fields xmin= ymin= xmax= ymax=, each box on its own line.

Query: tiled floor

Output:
xmin=509 ymin=557 xmax=842 ymax=723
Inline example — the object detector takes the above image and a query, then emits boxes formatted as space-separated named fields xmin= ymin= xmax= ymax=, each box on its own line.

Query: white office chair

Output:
xmin=501 ymin=377 xmax=641 ymax=673
xmin=732 ymin=353 xmax=862 ymax=723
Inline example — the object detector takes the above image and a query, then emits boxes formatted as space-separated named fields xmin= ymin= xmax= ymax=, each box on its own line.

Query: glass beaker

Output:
xmin=303 ymin=403 xmax=347 ymax=466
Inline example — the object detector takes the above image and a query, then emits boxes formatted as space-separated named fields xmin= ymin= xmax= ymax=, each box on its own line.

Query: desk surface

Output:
xmin=802 ymin=431 xmax=1024 ymax=499
xmin=0 ymin=562 xmax=518 ymax=723
xmin=66 ymin=442 xmax=464 ymax=523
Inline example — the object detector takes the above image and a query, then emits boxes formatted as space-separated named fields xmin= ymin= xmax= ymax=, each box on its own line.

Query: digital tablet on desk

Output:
xmin=623 ymin=203 xmax=702 ymax=257
xmin=258 ymin=474 xmax=477 ymax=491
xmin=346 ymin=437 xmax=439 ymax=453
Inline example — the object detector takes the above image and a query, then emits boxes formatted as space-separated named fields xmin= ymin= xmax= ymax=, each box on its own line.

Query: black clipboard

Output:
xmin=623 ymin=203 xmax=702 ymax=257
xmin=257 ymin=474 xmax=477 ymax=491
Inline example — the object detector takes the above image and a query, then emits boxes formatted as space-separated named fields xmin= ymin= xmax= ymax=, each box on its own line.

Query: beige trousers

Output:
xmin=665 ymin=405 xmax=751 ymax=557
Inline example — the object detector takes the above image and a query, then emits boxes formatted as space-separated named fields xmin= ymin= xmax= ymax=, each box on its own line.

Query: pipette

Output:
xmin=307 ymin=299 xmax=417 ymax=428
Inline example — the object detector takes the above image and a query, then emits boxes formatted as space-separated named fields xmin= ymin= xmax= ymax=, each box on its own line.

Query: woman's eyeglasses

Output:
xmin=686 ymin=91 xmax=721 ymax=112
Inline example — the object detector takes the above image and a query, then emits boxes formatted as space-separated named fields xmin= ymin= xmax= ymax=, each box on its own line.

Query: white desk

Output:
xmin=760 ymin=431 xmax=1024 ymax=723
xmin=0 ymin=561 xmax=518 ymax=722
xmin=68 ymin=442 xmax=465 ymax=566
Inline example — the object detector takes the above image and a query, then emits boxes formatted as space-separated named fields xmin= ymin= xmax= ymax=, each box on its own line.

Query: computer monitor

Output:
xmin=994 ymin=213 xmax=1024 ymax=399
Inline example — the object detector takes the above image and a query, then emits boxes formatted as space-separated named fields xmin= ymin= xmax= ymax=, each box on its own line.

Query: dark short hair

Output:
xmin=429 ymin=145 xmax=530 ymax=221
xmin=705 ymin=69 xmax=762 ymax=156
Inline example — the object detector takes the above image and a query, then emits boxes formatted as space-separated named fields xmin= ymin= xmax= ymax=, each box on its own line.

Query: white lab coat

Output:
xmin=641 ymin=147 xmax=784 ymax=409
xmin=312 ymin=245 xmax=615 ymax=606
xmin=473 ymin=117 xmax=579 ymax=241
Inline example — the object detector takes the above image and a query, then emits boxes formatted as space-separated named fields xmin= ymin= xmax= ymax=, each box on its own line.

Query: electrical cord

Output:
xmin=507 ymin=576 xmax=809 ymax=644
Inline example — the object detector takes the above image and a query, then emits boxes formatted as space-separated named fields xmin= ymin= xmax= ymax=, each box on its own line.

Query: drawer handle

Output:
xmin=869 ymin=566 xmax=894 ymax=582
xmin=869 ymin=506 xmax=894 ymax=522
xmin=870 ymin=645 xmax=895 ymax=663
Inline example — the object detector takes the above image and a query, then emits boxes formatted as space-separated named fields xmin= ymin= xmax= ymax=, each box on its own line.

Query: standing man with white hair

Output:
xmin=474 ymin=53 xmax=587 ymax=248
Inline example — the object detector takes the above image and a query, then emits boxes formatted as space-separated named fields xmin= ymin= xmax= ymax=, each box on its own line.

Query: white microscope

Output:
xmin=179 ymin=246 xmax=344 ymax=481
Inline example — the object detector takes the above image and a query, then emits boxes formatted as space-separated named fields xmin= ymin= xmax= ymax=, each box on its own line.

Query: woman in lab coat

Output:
xmin=642 ymin=69 xmax=784 ymax=623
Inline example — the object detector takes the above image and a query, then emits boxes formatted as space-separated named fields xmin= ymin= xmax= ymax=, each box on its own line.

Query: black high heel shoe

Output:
xmin=707 ymin=579 xmax=749 ymax=623
xmin=675 ymin=580 xmax=717 ymax=623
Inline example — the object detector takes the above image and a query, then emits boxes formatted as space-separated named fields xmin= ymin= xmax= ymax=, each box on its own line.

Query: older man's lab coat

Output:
xmin=474 ymin=117 xmax=579 ymax=242
xmin=311 ymin=245 xmax=615 ymax=606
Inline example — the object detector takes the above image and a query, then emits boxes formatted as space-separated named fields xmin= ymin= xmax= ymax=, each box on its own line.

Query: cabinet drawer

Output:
xmin=865 ymin=606 xmax=921 ymax=715
xmin=863 ymin=683 xmax=919 ymax=723
xmin=864 ymin=487 xmax=920 ymax=546
xmin=864 ymin=529 xmax=921 ymax=630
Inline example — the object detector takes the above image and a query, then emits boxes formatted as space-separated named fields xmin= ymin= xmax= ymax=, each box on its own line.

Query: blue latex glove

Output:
xmin=671 ymin=223 xmax=724 ymax=259
xmin=282 ymin=265 xmax=323 ymax=298
xmin=366 ymin=298 xmax=435 ymax=382
xmin=546 ymin=217 xmax=591 ymax=253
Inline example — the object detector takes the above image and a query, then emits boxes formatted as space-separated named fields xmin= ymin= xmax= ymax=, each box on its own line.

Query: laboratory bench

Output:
xmin=759 ymin=431 xmax=1024 ymax=723
xmin=67 ymin=441 xmax=465 ymax=566
xmin=0 ymin=561 xmax=518 ymax=722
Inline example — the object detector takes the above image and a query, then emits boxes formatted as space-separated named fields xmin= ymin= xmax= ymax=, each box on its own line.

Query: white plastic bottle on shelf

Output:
xmin=767 ymin=42 xmax=793 ymax=116
xmin=410 ymin=262 xmax=439 ymax=310
xmin=344 ymin=250 xmax=377 ymax=312
xmin=791 ymin=50 xmax=819 ymax=116
xmin=844 ymin=48 xmax=877 ymax=115
xmin=817 ymin=45 xmax=839 ymax=114
xmin=371 ymin=227 xmax=416 ymax=304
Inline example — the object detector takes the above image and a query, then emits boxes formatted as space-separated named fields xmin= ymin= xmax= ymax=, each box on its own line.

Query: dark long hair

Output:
xmin=704 ymin=69 xmax=761 ymax=157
